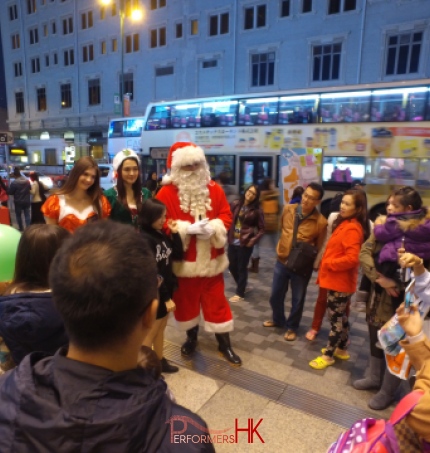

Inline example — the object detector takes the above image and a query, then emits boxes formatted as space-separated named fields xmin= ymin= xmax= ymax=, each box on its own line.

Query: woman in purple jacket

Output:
xmin=373 ymin=186 xmax=430 ymax=308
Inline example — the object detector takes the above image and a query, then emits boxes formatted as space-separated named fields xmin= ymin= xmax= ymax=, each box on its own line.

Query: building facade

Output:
xmin=0 ymin=0 xmax=429 ymax=161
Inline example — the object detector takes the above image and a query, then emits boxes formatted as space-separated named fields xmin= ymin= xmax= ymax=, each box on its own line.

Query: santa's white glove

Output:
xmin=186 ymin=219 xmax=210 ymax=235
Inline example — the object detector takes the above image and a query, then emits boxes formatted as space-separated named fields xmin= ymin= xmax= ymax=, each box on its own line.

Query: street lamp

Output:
xmin=99 ymin=0 xmax=143 ymax=116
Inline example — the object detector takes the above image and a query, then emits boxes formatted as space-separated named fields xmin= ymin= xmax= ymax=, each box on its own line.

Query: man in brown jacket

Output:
xmin=263 ymin=182 xmax=327 ymax=341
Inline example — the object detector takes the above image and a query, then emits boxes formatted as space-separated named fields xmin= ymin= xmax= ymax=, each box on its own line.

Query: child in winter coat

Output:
xmin=373 ymin=186 xmax=430 ymax=309
xmin=139 ymin=198 xmax=183 ymax=374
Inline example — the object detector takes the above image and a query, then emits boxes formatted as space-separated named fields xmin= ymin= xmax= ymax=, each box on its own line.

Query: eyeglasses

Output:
xmin=302 ymin=192 xmax=319 ymax=202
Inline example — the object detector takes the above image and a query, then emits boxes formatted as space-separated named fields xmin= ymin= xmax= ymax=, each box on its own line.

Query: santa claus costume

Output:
xmin=156 ymin=142 xmax=241 ymax=365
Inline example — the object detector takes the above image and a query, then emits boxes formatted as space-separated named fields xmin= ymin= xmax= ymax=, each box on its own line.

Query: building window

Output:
xmin=202 ymin=60 xmax=217 ymax=69
xmin=15 ymin=92 xmax=25 ymax=114
xmin=53 ymin=52 xmax=58 ymax=64
xmin=31 ymin=57 xmax=41 ymax=73
xmin=101 ymin=41 xmax=107 ymax=54
xmin=61 ymin=83 xmax=72 ymax=108
xmin=45 ymin=55 xmax=49 ymax=67
xmin=64 ymin=49 xmax=74 ymax=66
xmin=111 ymin=1 xmax=116 ymax=16
xmin=11 ymin=33 xmax=20 ymax=50
xmin=150 ymin=27 xmax=166 ymax=48
xmin=82 ymin=44 xmax=94 ymax=62
xmin=112 ymin=38 xmax=118 ymax=52
xmin=302 ymin=0 xmax=312 ymax=13
xmin=43 ymin=24 xmax=48 ymax=37
xmin=385 ymin=32 xmax=422 ymax=76
xmin=312 ymin=43 xmax=341 ymax=81
xmin=175 ymin=23 xmax=183 ymax=38
xmin=88 ymin=79 xmax=101 ymax=105
xmin=150 ymin=0 xmax=166 ymax=9
xmin=37 ymin=88 xmax=47 ymax=111
xmin=120 ymin=73 xmax=134 ymax=100
xmin=27 ymin=0 xmax=36 ymax=14
xmin=125 ymin=33 xmax=139 ymax=53
xmin=190 ymin=19 xmax=198 ymax=36
xmin=29 ymin=27 xmax=39 ymax=45
xmin=155 ymin=66 xmax=174 ymax=76
xmin=100 ymin=6 xmax=106 ymax=20
xmin=328 ymin=0 xmax=356 ymax=14
xmin=51 ymin=21 xmax=57 ymax=34
xmin=244 ymin=4 xmax=266 ymax=30
xmin=280 ymin=0 xmax=290 ymax=17
xmin=62 ymin=16 xmax=73 ymax=35
xmin=9 ymin=4 xmax=18 ymax=21
xmin=81 ymin=11 xmax=93 ymax=29
xmin=209 ymin=13 xmax=229 ymax=36
xmin=14 ymin=62 xmax=22 ymax=77
xmin=251 ymin=52 xmax=275 ymax=86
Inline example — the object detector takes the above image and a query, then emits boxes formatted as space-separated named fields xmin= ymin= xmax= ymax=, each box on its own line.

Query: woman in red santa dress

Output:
xmin=156 ymin=142 xmax=241 ymax=365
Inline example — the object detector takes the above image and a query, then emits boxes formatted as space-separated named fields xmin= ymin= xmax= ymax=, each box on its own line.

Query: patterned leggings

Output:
xmin=325 ymin=290 xmax=352 ymax=358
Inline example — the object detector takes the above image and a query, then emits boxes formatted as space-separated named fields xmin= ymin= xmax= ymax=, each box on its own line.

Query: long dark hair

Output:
xmin=333 ymin=189 xmax=370 ymax=240
xmin=138 ymin=198 xmax=166 ymax=230
xmin=239 ymin=184 xmax=261 ymax=209
xmin=116 ymin=157 xmax=143 ymax=212
xmin=56 ymin=156 xmax=103 ymax=218
xmin=4 ymin=224 xmax=71 ymax=294
xmin=392 ymin=186 xmax=425 ymax=213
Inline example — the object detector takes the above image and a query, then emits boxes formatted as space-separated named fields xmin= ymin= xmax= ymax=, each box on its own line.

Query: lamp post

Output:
xmin=100 ymin=0 xmax=143 ymax=116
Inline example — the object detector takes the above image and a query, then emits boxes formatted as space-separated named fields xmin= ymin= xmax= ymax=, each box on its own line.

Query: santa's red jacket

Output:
xmin=156 ymin=181 xmax=232 ymax=278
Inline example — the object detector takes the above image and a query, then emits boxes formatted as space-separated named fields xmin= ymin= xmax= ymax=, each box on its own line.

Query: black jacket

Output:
xmin=8 ymin=176 xmax=31 ymax=205
xmin=0 ymin=349 xmax=215 ymax=452
xmin=141 ymin=226 xmax=183 ymax=303
xmin=0 ymin=292 xmax=68 ymax=364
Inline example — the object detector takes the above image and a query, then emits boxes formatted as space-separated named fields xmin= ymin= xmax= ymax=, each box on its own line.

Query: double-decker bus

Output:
xmin=135 ymin=80 xmax=430 ymax=219
xmin=107 ymin=116 xmax=145 ymax=159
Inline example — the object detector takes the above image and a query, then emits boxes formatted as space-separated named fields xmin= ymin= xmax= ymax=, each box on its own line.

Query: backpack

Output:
xmin=327 ymin=390 xmax=424 ymax=453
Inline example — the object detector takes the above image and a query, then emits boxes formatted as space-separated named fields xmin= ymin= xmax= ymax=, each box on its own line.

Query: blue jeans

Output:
xmin=14 ymin=202 xmax=30 ymax=231
xmin=269 ymin=260 xmax=312 ymax=331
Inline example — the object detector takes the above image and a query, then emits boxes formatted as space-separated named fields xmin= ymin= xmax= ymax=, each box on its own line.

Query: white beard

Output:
xmin=171 ymin=166 xmax=212 ymax=218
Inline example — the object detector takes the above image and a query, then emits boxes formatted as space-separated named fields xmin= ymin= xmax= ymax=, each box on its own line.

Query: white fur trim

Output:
xmin=171 ymin=145 xmax=205 ymax=169
xmin=208 ymin=219 xmax=227 ymax=249
xmin=174 ymin=315 xmax=200 ymax=332
xmin=175 ymin=220 xmax=192 ymax=252
xmin=173 ymin=252 xmax=228 ymax=278
xmin=204 ymin=319 xmax=234 ymax=333
xmin=162 ymin=174 xmax=172 ymax=185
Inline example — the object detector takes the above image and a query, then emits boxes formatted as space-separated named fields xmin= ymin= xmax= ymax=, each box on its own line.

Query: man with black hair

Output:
xmin=263 ymin=182 xmax=327 ymax=341
xmin=8 ymin=166 xmax=31 ymax=231
xmin=0 ymin=221 xmax=215 ymax=453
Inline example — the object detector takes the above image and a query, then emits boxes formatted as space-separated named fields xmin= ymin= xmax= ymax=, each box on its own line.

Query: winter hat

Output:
xmin=112 ymin=149 xmax=140 ymax=171
xmin=167 ymin=142 xmax=205 ymax=170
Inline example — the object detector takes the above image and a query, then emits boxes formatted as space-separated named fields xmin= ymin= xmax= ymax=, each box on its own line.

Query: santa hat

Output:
xmin=112 ymin=149 xmax=140 ymax=171
xmin=167 ymin=142 xmax=205 ymax=170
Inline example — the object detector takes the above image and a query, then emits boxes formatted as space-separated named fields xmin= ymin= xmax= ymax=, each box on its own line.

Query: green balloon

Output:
xmin=0 ymin=225 xmax=21 ymax=282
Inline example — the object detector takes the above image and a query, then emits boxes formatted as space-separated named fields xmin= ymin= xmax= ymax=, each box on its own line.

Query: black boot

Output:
xmin=215 ymin=333 xmax=242 ymax=366
xmin=181 ymin=326 xmax=199 ymax=357
xmin=161 ymin=357 xmax=179 ymax=373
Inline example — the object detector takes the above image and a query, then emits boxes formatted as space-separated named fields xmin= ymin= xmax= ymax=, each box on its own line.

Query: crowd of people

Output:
xmin=1 ymin=143 xmax=430 ymax=450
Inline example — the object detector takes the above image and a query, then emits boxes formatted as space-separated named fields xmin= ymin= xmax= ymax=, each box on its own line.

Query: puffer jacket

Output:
xmin=0 ymin=292 xmax=68 ymax=365
xmin=0 ymin=349 xmax=215 ymax=452
xmin=228 ymin=200 xmax=265 ymax=247
xmin=374 ymin=209 xmax=430 ymax=263
xmin=8 ymin=176 xmax=30 ymax=205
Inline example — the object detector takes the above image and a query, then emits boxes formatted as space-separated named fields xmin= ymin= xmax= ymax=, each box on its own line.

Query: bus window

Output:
xmin=279 ymin=95 xmax=319 ymax=124
xmin=108 ymin=120 xmax=126 ymax=138
xmin=146 ymin=105 xmax=172 ymax=130
xmin=201 ymin=100 xmax=238 ymax=127
xmin=320 ymin=91 xmax=371 ymax=123
xmin=206 ymin=155 xmax=235 ymax=184
xmin=124 ymin=118 xmax=144 ymax=137
xmin=371 ymin=87 xmax=427 ymax=122
xmin=171 ymin=102 xmax=201 ymax=129
xmin=238 ymin=97 xmax=278 ymax=126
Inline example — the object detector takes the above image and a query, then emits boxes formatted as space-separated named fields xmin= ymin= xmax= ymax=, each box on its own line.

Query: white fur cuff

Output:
xmin=208 ymin=218 xmax=227 ymax=248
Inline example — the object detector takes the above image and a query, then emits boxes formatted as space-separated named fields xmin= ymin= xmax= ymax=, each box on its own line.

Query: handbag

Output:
xmin=285 ymin=211 xmax=318 ymax=277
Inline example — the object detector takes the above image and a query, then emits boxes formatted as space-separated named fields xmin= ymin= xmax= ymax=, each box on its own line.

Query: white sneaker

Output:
xmin=229 ymin=295 xmax=244 ymax=302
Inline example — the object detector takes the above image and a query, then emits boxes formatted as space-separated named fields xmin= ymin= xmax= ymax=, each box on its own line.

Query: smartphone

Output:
xmin=404 ymin=278 xmax=415 ymax=312
xmin=400 ymin=237 xmax=406 ymax=283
